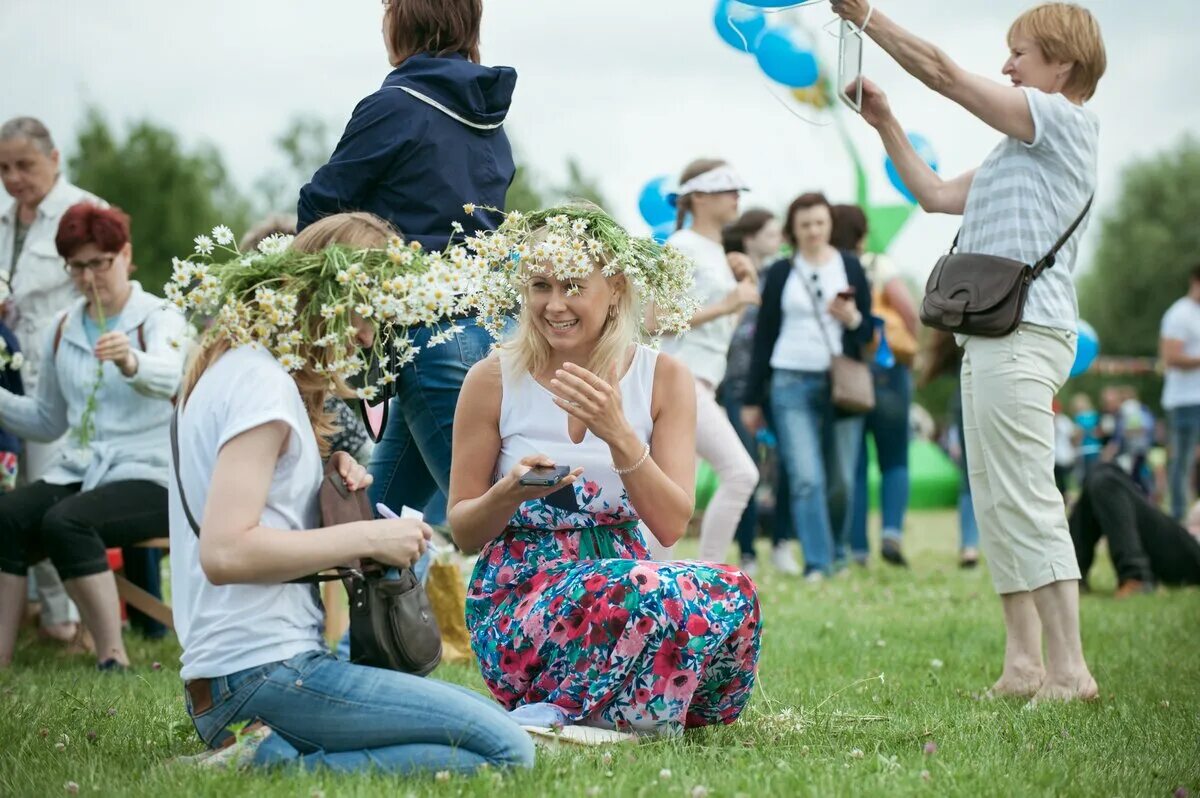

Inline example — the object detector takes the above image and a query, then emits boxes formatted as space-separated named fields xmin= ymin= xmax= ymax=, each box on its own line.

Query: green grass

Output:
xmin=1 ymin=510 xmax=1198 ymax=797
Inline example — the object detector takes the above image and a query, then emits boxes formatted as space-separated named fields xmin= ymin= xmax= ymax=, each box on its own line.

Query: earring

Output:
xmin=607 ymin=305 xmax=617 ymax=319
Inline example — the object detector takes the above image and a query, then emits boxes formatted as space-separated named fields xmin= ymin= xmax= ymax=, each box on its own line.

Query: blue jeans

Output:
xmin=186 ymin=649 xmax=534 ymax=774
xmin=770 ymin=370 xmax=860 ymax=574
xmin=369 ymin=320 xmax=507 ymax=513
xmin=850 ymin=364 xmax=912 ymax=557
xmin=1167 ymin=405 xmax=1200 ymax=520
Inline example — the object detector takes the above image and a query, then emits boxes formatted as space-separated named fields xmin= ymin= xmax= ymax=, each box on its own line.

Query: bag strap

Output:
xmin=944 ymin=195 xmax=1093 ymax=273
xmin=1032 ymin=195 xmax=1094 ymax=277
xmin=169 ymin=409 xmax=345 ymax=584
xmin=795 ymin=262 xmax=839 ymax=359
xmin=170 ymin=410 xmax=202 ymax=538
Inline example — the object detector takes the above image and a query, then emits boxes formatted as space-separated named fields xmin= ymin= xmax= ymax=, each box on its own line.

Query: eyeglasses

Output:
xmin=64 ymin=255 xmax=116 ymax=275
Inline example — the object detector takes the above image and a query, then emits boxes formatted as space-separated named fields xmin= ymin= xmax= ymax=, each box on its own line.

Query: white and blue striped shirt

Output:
xmin=958 ymin=87 xmax=1099 ymax=333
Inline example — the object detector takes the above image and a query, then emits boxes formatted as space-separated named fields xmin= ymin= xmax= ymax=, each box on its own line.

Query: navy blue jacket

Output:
xmin=298 ymin=53 xmax=517 ymax=251
xmin=744 ymin=252 xmax=873 ymax=409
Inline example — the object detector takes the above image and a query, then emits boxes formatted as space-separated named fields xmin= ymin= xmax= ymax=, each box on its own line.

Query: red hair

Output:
xmin=55 ymin=202 xmax=130 ymax=259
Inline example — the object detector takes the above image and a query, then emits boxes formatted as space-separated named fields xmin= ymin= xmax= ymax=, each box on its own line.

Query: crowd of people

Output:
xmin=5 ymin=0 xmax=1196 ymax=779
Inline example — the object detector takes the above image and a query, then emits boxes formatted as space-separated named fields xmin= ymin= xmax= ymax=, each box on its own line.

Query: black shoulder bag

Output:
xmin=920 ymin=197 xmax=1092 ymax=337
xmin=170 ymin=413 xmax=442 ymax=676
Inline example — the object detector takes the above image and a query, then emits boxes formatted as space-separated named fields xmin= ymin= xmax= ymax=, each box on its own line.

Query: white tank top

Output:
xmin=497 ymin=345 xmax=657 ymax=531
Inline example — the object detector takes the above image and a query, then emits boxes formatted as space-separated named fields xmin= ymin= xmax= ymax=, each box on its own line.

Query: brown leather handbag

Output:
xmin=170 ymin=414 xmax=442 ymax=676
xmin=920 ymin=198 xmax=1092 ymax=337
xmin=798 ymin=266 xmax=875 ymax=414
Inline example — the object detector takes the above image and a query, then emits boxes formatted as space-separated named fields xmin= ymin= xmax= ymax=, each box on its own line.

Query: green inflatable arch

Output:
xmin=695 ymin=439 xmax=959 ymax=512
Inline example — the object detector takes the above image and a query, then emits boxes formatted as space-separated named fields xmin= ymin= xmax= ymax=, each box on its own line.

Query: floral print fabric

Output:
xmin=466 ymin=486 xmax=762 ymax=736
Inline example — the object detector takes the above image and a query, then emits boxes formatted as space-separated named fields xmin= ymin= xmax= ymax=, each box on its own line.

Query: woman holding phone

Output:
xmin=449 ymin=206 xmax=761 ymax=739
xmin=742 ymin=192 xmax=872 ymax=580
xmin=832 ymin=0 xmax=1105 ymax=701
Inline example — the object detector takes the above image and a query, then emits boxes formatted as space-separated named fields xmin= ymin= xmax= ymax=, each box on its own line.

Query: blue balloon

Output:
xmin=638 ymin=176 xmax=675 ymax=227
xmin=1071 ymin=320 xmax=1100 ymax=377
xmin=754 ymin=27 xmax=819 ymax=88
xmin=651 ymin=221 xmax=675 ymax=245
xmin=884 ymin=132 xmax=939 ymax=203
xmin=713 ymin=0 xmax=767 ymax=53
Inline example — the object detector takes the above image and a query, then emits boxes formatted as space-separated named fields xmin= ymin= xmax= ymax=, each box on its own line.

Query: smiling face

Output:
xmin=524 ymin=266 xmax=622 ymax=358
xmin=65 ymin=241 xmax=132 ymax=312
xmin=0 ymin=136 xmax=59 ymax=210
xmin=1003 ymin=35 xmax=1072 ymax=95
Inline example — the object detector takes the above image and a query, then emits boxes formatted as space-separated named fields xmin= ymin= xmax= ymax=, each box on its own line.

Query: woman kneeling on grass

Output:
xmin=167 ymin=212 xmax=533 ymax=772
xmin=449 ymin=206 xmax=762 ymax=740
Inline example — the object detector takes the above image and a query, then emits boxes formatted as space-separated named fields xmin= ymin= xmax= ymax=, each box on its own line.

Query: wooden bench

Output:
xmin=111 ymin=539 xmax=347 ymax=643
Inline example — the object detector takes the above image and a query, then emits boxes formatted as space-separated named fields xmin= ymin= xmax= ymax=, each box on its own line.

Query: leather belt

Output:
xmin=185 ymin=678 xmax=214 ymax=716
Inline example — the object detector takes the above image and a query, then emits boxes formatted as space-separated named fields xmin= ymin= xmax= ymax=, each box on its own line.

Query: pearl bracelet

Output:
xmin=612 ymin=442 xmax=651 ymax=476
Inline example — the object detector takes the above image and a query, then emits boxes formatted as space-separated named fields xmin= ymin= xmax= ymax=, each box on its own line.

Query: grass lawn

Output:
xmin=1 ymin=509 xmax=1197 ymax=797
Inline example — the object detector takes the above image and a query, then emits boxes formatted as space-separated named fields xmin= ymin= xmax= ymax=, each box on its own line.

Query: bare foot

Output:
xmin=1029 ymin=672 xmax=1099 ymax=705
xmin=987 ymin=667 xmax=1045 ymax=698
xmin=38 ymin=621 xmax=78 ymax=645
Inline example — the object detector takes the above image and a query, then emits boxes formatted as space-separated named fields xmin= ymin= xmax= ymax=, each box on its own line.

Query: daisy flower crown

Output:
xmin=457 ymin=204 xmax=699 ymax=338
xmin=165 ymin=226 xmax=486 ymax=401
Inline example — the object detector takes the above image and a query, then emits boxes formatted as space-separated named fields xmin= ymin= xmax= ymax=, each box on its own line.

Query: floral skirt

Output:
xmin=466 ymin=525 xmax=761 ymax=735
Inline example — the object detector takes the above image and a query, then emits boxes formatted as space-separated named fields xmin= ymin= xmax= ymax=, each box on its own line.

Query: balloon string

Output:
xmin=726 ymin=6 xmax=831 ymax=129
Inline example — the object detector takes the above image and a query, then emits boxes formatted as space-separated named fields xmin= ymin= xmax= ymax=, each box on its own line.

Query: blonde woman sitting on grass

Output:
xmin=167 ymin=211 xmax=533 ymax=772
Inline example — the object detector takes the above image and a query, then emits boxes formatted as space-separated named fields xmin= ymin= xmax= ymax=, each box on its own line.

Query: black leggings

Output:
xmin=0 ymin=480 xmax=167 ymax=580
xmin=1069 ymin=465 xmax=1200 ymax=586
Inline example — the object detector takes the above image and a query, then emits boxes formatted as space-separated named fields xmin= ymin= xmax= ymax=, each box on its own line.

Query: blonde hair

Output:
xmin=498 ymin=244 xmax=639 ymax=381
xmin=180 ymin=212 xmax=400 ymax=454
xmin=1008 ymin=3 xmax=1106 ymax=101
xmin=675 ymin=158 xmax=727 ymax=231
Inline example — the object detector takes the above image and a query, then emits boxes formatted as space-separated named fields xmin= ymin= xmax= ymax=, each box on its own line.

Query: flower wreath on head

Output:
xmin=457 ymin=204 xmax=699 ymax=339
xmin=165 ymin=225 xmax=488 ymax=402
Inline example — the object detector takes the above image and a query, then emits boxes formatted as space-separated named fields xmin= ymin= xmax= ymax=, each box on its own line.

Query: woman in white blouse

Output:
xmin=0 ymin=203 xmax=187 ymax=670
xmin=658 ymin=159 xmax=761 ymax=563
xmin=0 ymin=117 xmax=108 ymax=645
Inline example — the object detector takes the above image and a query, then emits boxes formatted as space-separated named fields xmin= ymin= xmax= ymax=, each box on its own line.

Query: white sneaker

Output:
xmin=195 ymin=724 xmax=272 ymax=770
xmin=772 ymin=543 xmax=801 ymax=576
xmin=738 ymin=555 xmax=758 ymax=577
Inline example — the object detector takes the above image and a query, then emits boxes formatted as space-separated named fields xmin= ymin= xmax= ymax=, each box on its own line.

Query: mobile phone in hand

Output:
xmin=519 ymin=465 xmax=570 ymax=487
xmin=836 ymin=287 xmax=857 ymax=301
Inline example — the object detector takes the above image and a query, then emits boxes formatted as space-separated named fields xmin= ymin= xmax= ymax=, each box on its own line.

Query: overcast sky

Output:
xmin=3 ymin=0 xmax=1197 ymax=280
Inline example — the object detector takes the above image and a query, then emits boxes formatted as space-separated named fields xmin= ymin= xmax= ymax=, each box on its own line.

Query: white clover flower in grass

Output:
xmin=211 ymin=225 xmax=234 ymax=246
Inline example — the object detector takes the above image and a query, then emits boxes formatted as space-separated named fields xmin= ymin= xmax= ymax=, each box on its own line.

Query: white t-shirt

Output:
xmin=169 ymin=346 xmax=325 ymax=680
xmin=771 ymin=251 xmax=849 ymax=373
xmin=958 ymin=88 xmax=1099 ymax=332
xmin=1161 ymin=297 xmax=1200 ymax=410
xmin=662 ymin=228 xmax=737 ymax=386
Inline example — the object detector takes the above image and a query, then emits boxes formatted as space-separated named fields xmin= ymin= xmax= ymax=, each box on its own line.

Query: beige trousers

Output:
xmin=962 ymin=324 xmax=1081 ymax=594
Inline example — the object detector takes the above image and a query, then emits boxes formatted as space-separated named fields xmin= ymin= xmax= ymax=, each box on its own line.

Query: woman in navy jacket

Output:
xmin=298 ymin=0 xmax=517 ymax=522
xmin=742 ymin=193 xmax=872 ymax=579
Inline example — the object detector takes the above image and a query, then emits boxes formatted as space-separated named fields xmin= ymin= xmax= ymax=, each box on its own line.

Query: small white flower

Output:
xmin=356 ymin=386 xmax=379 ymax=402
xmin=462 ymin=203 xmax=476 ymax=215
xmin=193 ymin=235 xmax=214 ymax=255
xmin=658 ymin=769 xmax=672 ymax=781
xmin=849 ymin=748 xmax=864 ymax=759
xmin=9 ymin=353 xmax=23 ymax=370
xmin=277 ymin=353 xmax=304 ymax=372
xmin=930 ymin=659 xmax=944 ymax=669
xmin=451 ymin=221 xmax=464 ymax=234
xmin=211 ymin=225 xmax=234 ymax=246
